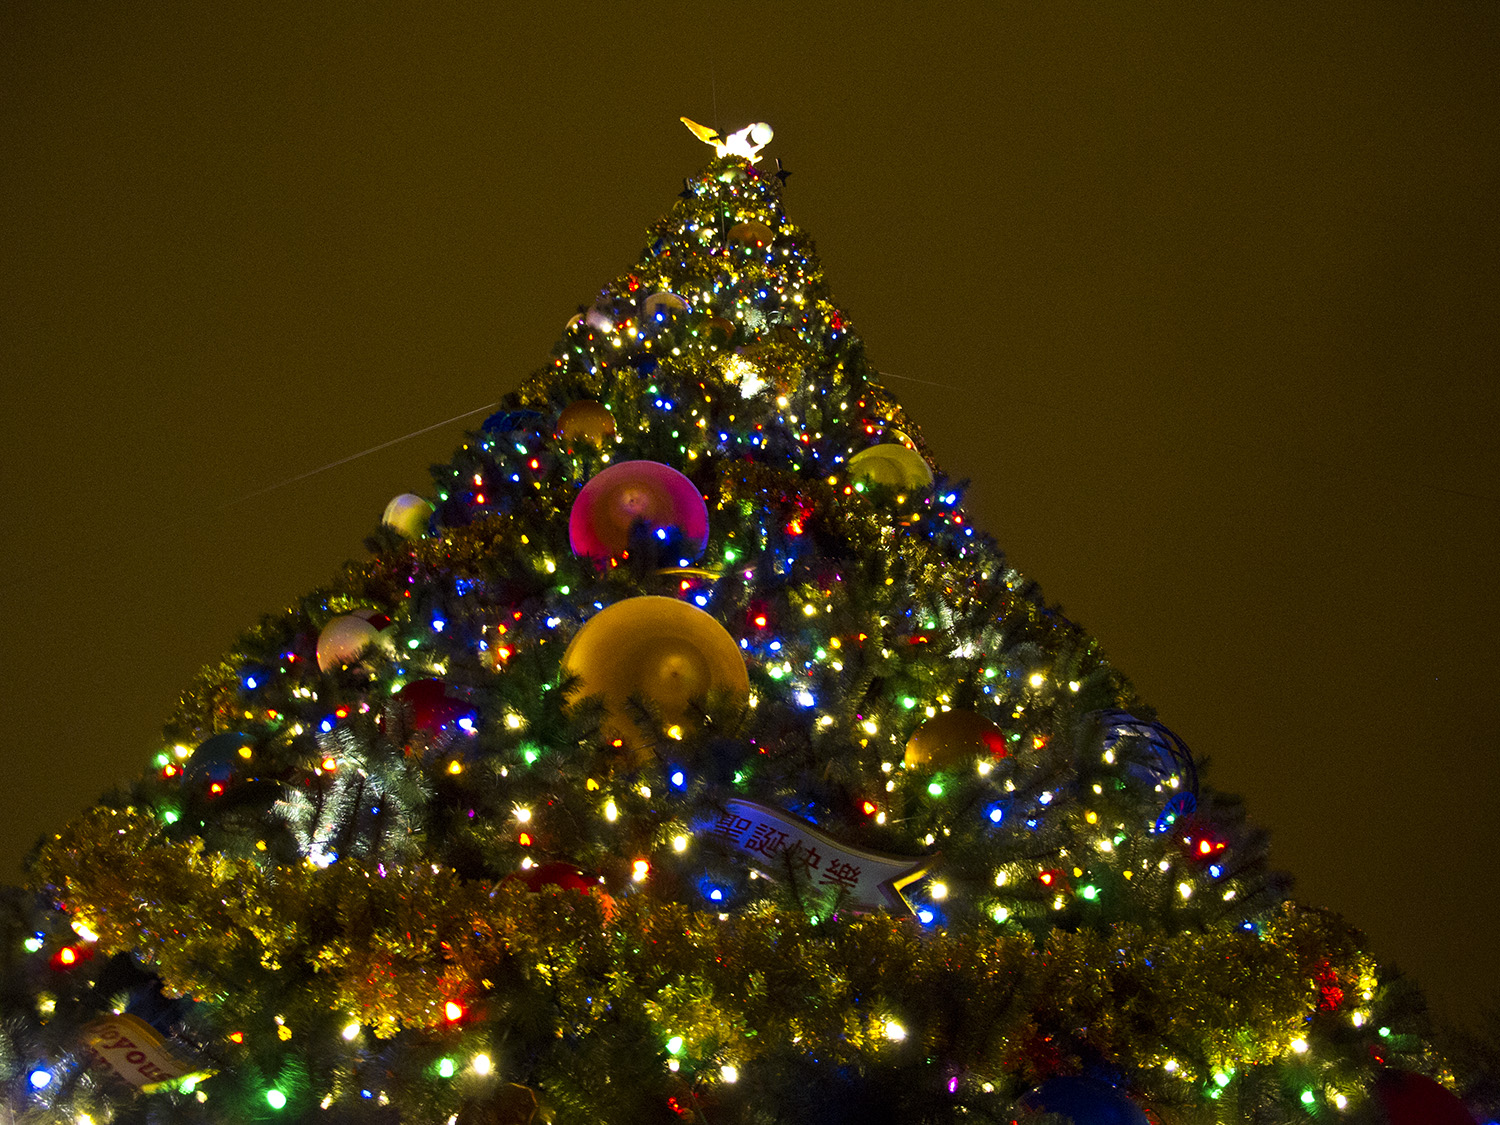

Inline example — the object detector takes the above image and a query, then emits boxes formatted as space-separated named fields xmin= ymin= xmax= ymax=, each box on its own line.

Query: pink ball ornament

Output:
xmin=568 ymin=460 xmax=709 ymax=561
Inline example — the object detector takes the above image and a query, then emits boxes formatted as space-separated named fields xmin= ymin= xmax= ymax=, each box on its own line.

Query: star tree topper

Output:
xmin=681 ymin=117 xmax=775 ymax=162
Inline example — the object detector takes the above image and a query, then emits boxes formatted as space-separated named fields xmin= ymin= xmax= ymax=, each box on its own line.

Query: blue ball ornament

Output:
xmin=186 ymin=732 xmax=254 ymax=784
xmin=1018 ymin=1077 xmax=1150 ymax=1125
xmin=481 ymin=409 xmax=543 ymax=435
xmin=1095 ymin=710 xmax=1199 ymax=829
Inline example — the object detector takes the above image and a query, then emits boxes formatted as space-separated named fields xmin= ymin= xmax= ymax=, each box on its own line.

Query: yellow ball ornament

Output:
xmin=381 ymin=493 xmax=433 ymax=539
xmin=727 ymin=220 xmax=775 ymax=249
xmin=848 ymin=443 xmax=933 ymax=490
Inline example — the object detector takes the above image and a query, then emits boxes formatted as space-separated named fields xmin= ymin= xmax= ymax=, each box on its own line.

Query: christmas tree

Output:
xmin=2 ymin=122 xmax=1487 ymax=1125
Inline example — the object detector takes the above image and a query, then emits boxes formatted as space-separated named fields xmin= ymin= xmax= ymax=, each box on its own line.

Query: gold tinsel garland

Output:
xmin=37 ymin=806 xmax=1374 ymax=1085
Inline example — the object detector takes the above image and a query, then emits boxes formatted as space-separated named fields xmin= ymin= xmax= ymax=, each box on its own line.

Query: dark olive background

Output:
xmin=4 ymin=4 xmax=1496 ymax=1027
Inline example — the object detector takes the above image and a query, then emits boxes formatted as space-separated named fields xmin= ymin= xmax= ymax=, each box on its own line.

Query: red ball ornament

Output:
xmin=1376 ymin=1070 xmax=1477 ymax=1125
xmin=515 ymin=861 xmax=605 ymax=896
xmin=396 ymin=678 xmax=476 ymax=739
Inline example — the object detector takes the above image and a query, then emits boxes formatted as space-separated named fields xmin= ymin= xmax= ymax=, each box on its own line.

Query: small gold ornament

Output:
xmin=555 ymin=400 xmax=616 ymax=448
xmin=903 ymin=709 xmax=1008 ymax=769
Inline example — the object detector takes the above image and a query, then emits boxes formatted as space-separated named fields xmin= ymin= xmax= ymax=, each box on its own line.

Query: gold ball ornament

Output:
xmin=848 ymin=443 xmax=933 ymax=490
xmin=705 ymin=316 xmax=736 ymax=347
xmin=641 ymin=291 xmax=690 ymax=323
xmin=555 ymin=400 xmax=616 ymax=448
xmin=381 ymin=493 xmax=433 ymax=538
xmin=727 ymin=219 xmax=775 ymax=248
xmin=562 ymin=596 xmax=749 ymax=756
xmin=903 ymin=709 xmax=1009 ymax=769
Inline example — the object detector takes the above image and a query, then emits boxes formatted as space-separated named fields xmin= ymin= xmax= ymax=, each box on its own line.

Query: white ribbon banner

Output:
xmin=84 ymin=1014 xmax=198 ymax=1090
xmin=708 ymin=798 xmax=936 ymax=914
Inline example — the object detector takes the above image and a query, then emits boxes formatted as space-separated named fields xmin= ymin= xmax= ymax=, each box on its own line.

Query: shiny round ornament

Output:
xmin=514 ymin=861 xmax=605 ymax=896
xmin=562 ymin=596 xmax=749 ymax=755
xmin=727 ymin=220 xmax=775 ymax=249
xmin=848 ymin=443 xmax=933 ymax=490
xmin=1094 ymin=710 xmax=1199 ymax=831
xmin=555 ymin=400 xmax=616 ymax=448
xmin=316 ymin=613 xmax=389 ymax=672
xmin=903 ymin=709 xmax=1008 ymax=769
xmin=1017 ymin=1076 xmax=1150 ymax=1125
xmin=705 ymin=316 xmax=736 ymax=347
xmin=641 ymin=291 xmax=690 ymax=323
xmin=396 ymin=679 xmax=476 ymax=739
xmin=381 ymin=493 xmax=434 ymax=539
xmin=456 ymin=1084 xmax=552 ymax=1125
xmin=568 ymin=460 xmax=709 ymax=561
xmin=1376 ymin=1070 xmax=1477 ymax=1125
xmin=186 ymin=731 xmax=254 ymax=784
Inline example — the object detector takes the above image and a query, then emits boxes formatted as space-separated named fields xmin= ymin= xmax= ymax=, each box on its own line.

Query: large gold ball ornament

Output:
xmin=381 ymin=493 xmax=433 ymax=539
xmin=556 ymin=400 xmax=616 ymax=448
xmin=562 ymin=596 xmax=748 ymax=755
xmin=847 ymin=443 xmax=933 ymax=490
xmin=568 ymin=460 xmax=710 ymax=561
xmin=903 ymin=709 xmax=1008 ymax=769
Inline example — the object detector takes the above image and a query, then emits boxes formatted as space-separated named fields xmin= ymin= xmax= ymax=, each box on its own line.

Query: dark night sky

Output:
xmin=4 ymin=5 xmax=1497 ymax=1028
